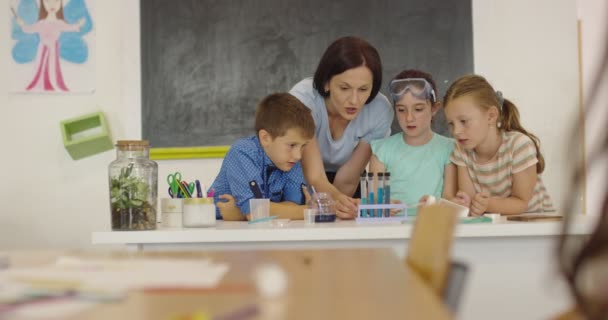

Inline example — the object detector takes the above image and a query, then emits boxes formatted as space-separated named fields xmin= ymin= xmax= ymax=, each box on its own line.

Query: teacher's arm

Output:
xmin=332 ymin=140 xmax=371 ymax=197
xmin=301 ymin=138 xmax=358 ymax=219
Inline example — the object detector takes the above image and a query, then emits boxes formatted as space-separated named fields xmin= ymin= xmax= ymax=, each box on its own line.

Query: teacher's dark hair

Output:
xmin=312 ymin=36 xmax=382 ymax=104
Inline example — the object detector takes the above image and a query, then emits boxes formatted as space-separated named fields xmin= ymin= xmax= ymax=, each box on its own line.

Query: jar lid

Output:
xmin=116 ymin=140 xmax=149 ymax=150
xmin=183 ymin=198 xmax=214 ymax=205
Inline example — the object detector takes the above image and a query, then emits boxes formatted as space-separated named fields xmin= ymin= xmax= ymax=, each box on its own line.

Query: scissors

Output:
xmin=167 ymin=172 xmax=182 ymax=198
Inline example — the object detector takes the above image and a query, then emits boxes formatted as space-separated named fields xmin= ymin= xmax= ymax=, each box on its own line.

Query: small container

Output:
xmin=161 ymin=198 xmax=183 ymax=228
xmin=304 ymin=208 xmax=317 ymax=225
xmin=108 ymin=140 xmax=158 ymax=231
xmin=307 ymin=192 xmax=336 ymax=223
xmin=182 ymin=198 xmax=216 ymax=227
xmin=249 ymin=198 xmax=270 ymax=221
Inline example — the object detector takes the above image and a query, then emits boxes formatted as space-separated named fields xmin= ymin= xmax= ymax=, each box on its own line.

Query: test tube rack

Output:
xmin=355 ymin=203 xmax=408 ymax=224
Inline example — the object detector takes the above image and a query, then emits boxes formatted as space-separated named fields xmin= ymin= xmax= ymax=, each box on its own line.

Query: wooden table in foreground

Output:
xmin=5 ymin=248 xmax=451 ymax=320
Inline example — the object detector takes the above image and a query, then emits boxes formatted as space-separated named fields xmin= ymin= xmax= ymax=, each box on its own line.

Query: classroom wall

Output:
xmin=0 ymin=1 xmax=594 ymax=319
xmin=0 ymin=0 xmax=584 ymax=247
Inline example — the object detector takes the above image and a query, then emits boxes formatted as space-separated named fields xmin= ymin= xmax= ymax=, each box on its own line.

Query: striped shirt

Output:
xmin=450 ymin=131 xmax=554 ymax=212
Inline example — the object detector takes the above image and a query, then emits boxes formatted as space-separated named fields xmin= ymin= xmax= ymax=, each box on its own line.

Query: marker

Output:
xmin=195 ymin=180 xmax=203 ymax=198
xmin=248 ymin=181 xmax=263 ymax=199
xmin=10 ymin=7 xmax=17 ymax=18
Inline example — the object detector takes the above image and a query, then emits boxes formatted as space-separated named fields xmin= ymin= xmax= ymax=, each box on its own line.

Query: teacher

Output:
xmin=289 ymin=36 xmax=393 ymax=218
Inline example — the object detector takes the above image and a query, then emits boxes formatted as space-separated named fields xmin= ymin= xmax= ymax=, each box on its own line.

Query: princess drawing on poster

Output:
xmin=10 ymin=0 xmax=94 ymax=93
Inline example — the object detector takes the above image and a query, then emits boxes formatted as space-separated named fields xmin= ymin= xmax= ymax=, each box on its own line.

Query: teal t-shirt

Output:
xmin=371 ymin=133 xmax=454 ymax=215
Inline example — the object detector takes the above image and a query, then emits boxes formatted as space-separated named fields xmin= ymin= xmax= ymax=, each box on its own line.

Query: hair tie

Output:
xmin=495 ymin=91 xmax=504 ymax=112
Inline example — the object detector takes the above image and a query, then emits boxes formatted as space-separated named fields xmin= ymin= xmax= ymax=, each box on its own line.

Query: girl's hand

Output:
xmin=16 ymin=17 xmax=25 ymax=28
xmin=390 ymin=199 xmax=403 ymax=216
xmin=470 ymin=192 xmax=490 ymax=216
xmin=453 ymin=191 xmax=471 ymax=208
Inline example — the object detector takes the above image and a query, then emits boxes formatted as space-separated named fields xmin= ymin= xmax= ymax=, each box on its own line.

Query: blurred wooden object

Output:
xmin=2 ymin=249 xmax=452 ymax=320
xmin=406 ymin=204 xmax=459 ymax=295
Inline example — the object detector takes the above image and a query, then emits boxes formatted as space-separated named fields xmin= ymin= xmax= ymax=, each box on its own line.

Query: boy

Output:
xmin=211 ymin=93 xmax=315 ymax=220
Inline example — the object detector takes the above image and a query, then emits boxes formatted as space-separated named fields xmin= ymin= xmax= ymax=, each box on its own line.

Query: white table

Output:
xmin=92 ymin=214 xmax=593 ymax=320
xmin=92 ymin=215 xmax=591 ymax=251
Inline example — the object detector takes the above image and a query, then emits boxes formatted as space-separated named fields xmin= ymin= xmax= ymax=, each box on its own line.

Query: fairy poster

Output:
xmin=9 ymin=0 xmax=94 ymax=93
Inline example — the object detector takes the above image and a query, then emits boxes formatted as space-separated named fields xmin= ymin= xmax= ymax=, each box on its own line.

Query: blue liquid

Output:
xmin=368 ymin=192 xmax=375 ymax=218
xmin=360 ymin=197 xmax=367 ymax=217
xmin=384 ymin=185 xmax=391 ymax=217
xmin=377 ymin=187 xmax=384 ymax=218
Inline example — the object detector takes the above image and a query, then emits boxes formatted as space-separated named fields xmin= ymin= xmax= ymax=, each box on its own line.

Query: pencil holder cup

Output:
xmin=182 ymin=198 xmax=216 ymax=227
xmin=161 ymin=198 xmax=183 ymax=228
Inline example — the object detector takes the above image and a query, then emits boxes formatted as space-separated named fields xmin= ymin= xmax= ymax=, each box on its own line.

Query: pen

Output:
xmin=195 ymin=180 xmax=203 ymax=198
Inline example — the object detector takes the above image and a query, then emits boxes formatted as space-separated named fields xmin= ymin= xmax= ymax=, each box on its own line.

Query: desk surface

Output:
xmin=92 ymin=214 xmax=592 ymax=247
xmin=3 ymin=249 xmax=451 ymax=320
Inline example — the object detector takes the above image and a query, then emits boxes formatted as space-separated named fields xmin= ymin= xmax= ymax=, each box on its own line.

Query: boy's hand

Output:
xmin=217 ymin=194 xmax=245 ymax=220
xmin=470 ymin=192 xmax=490 ymax=216
xmin=335 ymin=194 xmax=358 ymax=219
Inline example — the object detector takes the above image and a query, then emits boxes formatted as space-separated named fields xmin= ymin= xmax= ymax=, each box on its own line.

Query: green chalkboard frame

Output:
xmin=150 ymin=146 xmax=229 ymax=160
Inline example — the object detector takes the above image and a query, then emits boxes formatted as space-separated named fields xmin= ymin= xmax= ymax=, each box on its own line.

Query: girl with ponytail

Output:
xmin=443 ymin=74 xmax=554 ymax=215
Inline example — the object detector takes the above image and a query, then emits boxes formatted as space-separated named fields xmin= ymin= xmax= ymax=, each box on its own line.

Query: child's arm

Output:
xmin=217 ymin=186 xmax=312 ymax=220
xmin=484 ymin=166 xmax=536 ymax=215
xmin=333 ymin=141 xmax=372 ymax=197
xmin=217 ymin=194 xmax=246 ymax=221
xmin=216 ymin=194 xmax=304 ymax=220
xmin=456 ymin=165 xmax=477 ymax=199
xmin=268 ymin=202 xmax=307 ymax=220
xmin=442 ymin=163 xmax=458 ymax=199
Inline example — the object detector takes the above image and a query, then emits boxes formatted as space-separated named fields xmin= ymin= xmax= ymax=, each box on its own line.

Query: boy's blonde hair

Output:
xmin=255 ymin=93 xmax=315 ymax=139
xmin=444 ymin=74 xmax=545 ymax=173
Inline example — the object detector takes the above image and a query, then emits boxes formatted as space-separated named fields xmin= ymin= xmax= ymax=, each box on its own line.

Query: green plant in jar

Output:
xmin=109 ymin=140 xmax=158 ymax=231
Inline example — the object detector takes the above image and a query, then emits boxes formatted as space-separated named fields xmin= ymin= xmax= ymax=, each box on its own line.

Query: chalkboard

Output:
xmin=141 ymin=0 xmax=473 ymax=150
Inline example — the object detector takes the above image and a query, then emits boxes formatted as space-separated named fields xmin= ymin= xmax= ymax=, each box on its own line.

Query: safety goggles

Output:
xmin=388 ymin=78 xmax=436 ymax=104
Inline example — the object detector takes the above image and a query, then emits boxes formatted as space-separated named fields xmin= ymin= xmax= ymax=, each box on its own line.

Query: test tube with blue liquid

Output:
xmin=367 ymin=172 xmax=374 ymax=217
xmin=384 ymin=172 xmax=391 ymax=217
xmin=377 ymin=173 xmax=384 ymax=218
xmin=359 ymin=173 xmax=367 ymax=217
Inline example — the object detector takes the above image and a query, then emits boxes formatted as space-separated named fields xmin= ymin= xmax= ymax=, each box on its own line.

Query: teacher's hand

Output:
xmin=334 ymin=194 xmax=358 ymax=219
